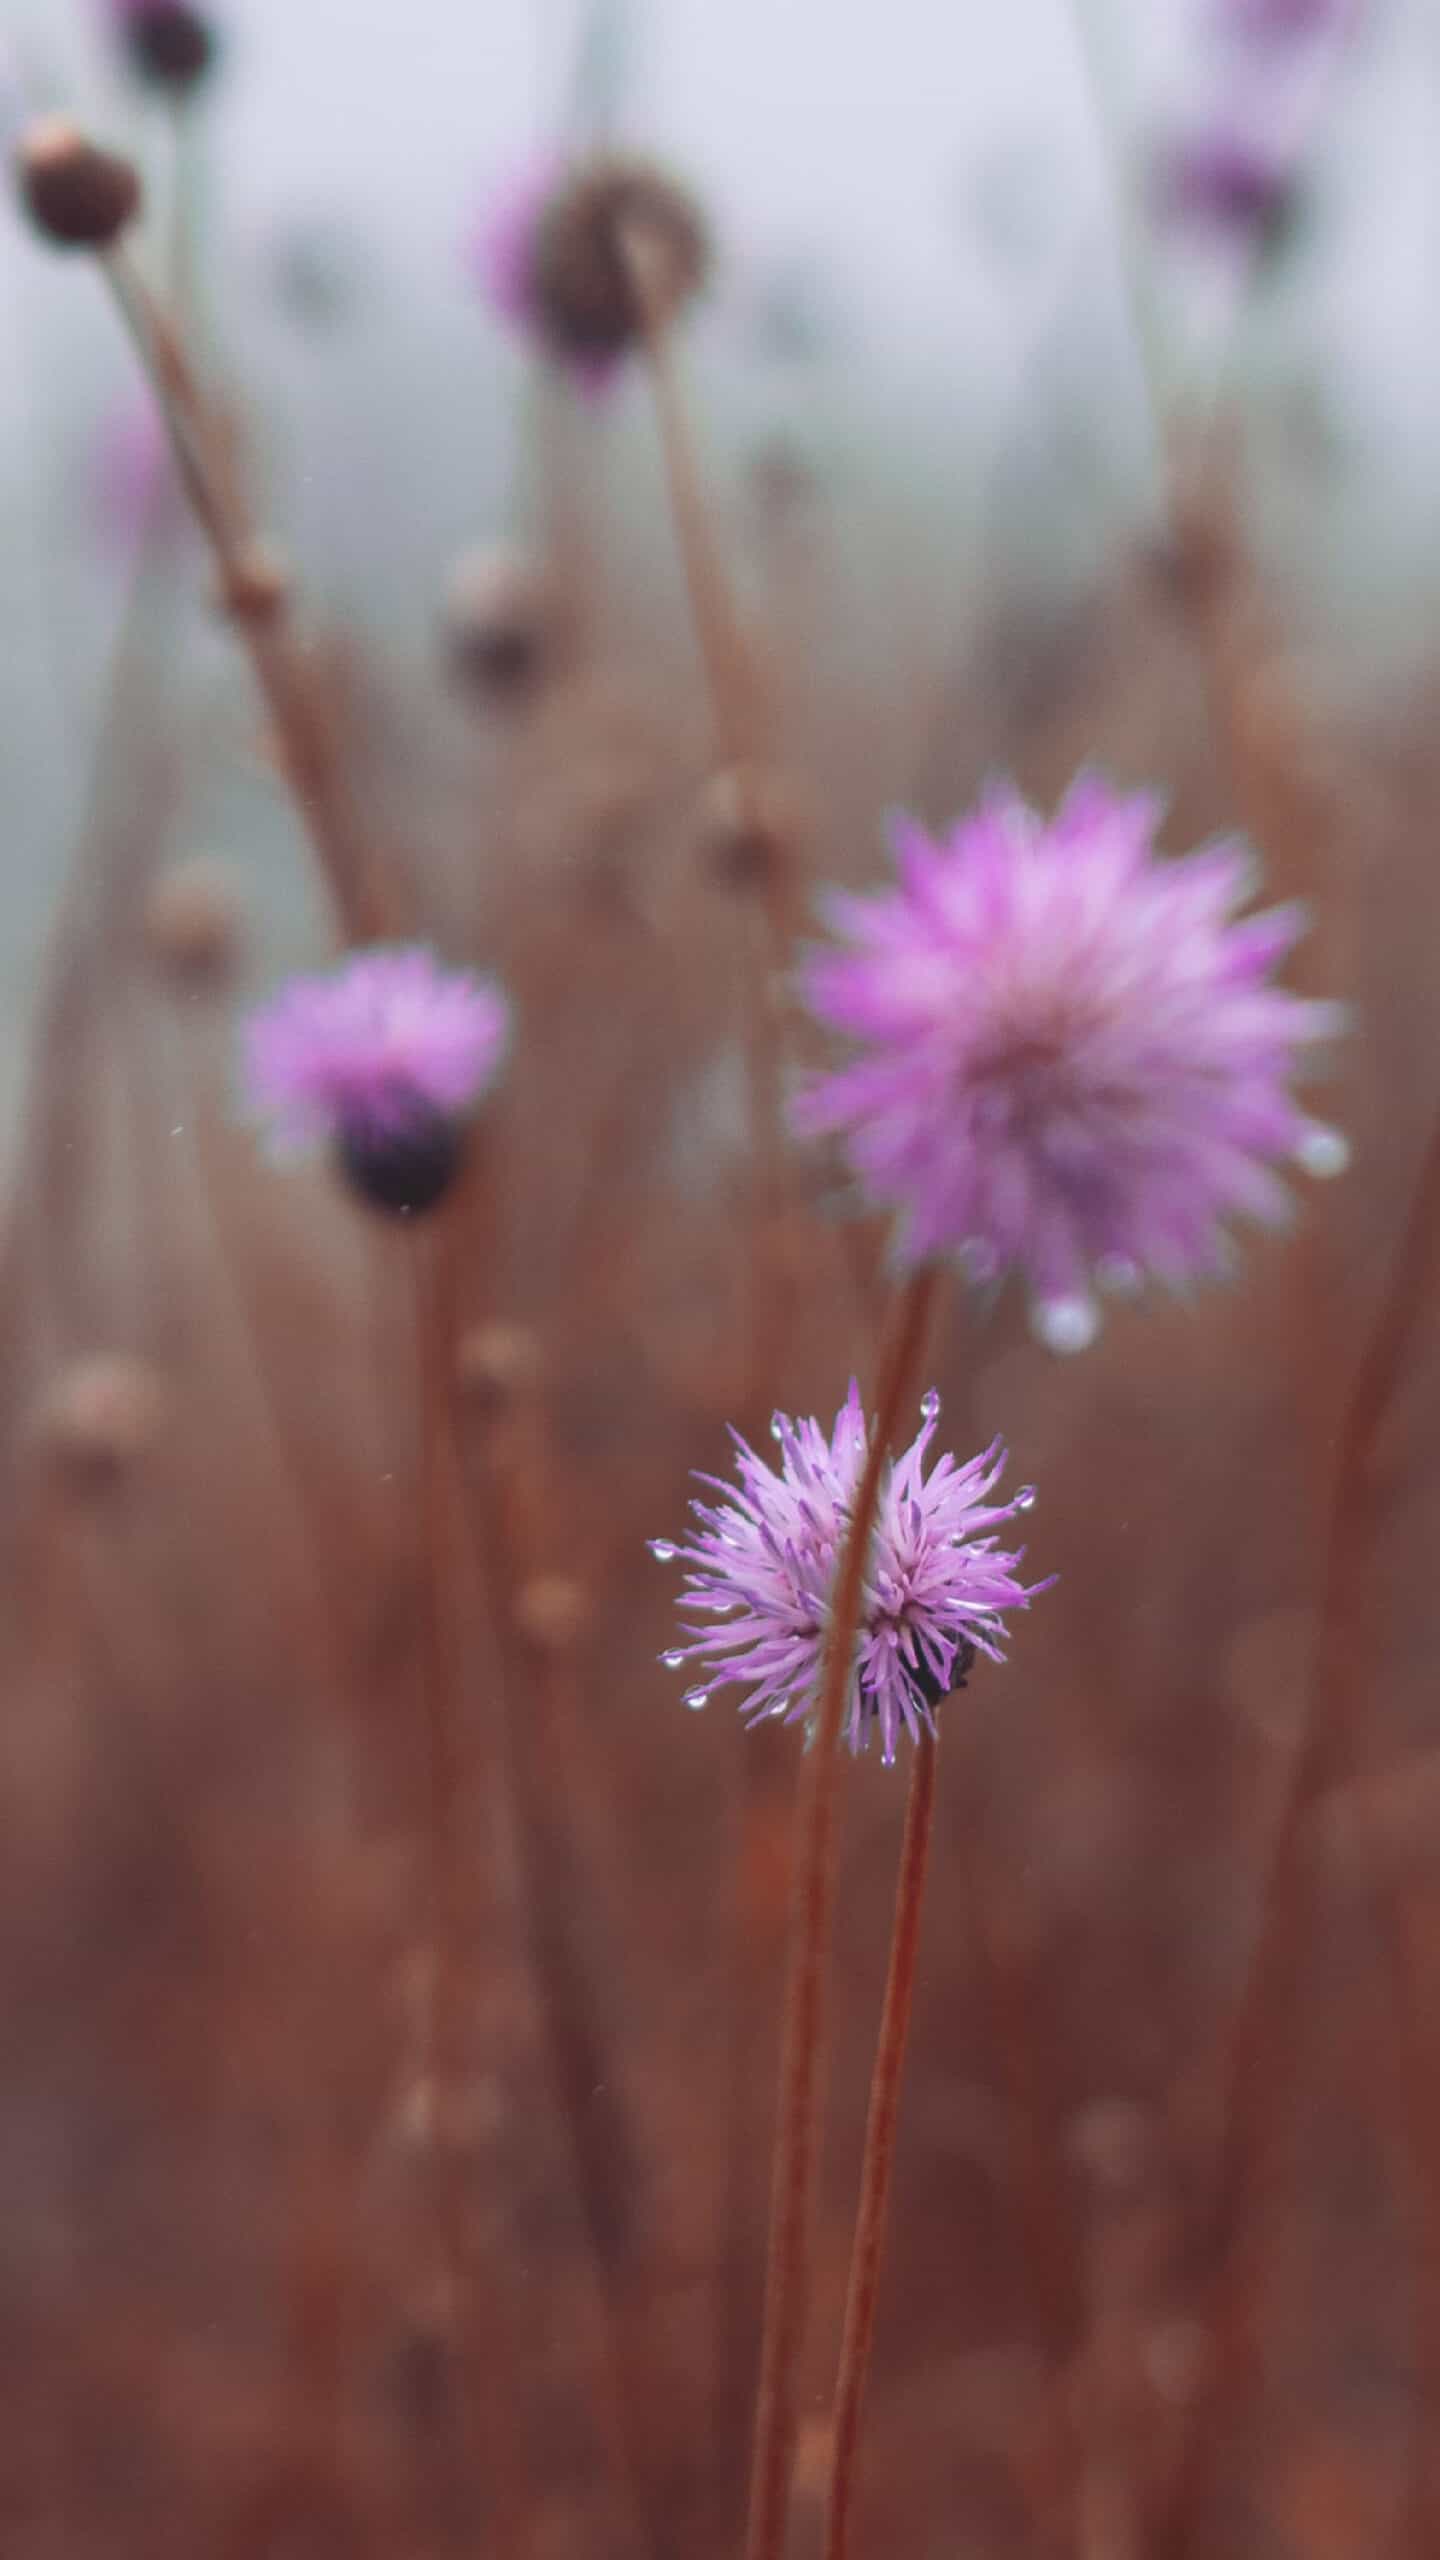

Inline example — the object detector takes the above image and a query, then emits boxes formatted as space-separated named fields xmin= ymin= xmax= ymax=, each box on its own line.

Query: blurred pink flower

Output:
xmin=244 ymin=945 xmax=511 ymax=1217
xmin=795 ymin=776 xmax=1346 ymax=1353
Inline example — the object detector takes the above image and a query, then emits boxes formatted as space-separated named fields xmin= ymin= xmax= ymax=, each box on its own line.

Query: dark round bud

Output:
xmin=455 ymin=1320 xmax=544 ymax=1411
xmin=17 ymin=118 xmax=142 ymax=251
xmin=336 ymin=1111 xmax=467 ymax=1220
xmin=530 ymin=156 xmax=710 ymax=363
xmin=694 ymin=766 xmax=800 ymax=897
xmin=33 ymin=1353 xmax=166 ymax=1492
xmin=442 ymin=543 xmax=551 ymax=696
xmin=121 ymin=1 xmax=219 ymax=92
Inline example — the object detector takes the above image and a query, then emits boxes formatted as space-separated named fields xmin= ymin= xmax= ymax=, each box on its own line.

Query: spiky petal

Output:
xmin=656 ymin=1385 xmax=1046 ymax=1765
xmin=795 ymin=775 xmax=1345 ymax=1351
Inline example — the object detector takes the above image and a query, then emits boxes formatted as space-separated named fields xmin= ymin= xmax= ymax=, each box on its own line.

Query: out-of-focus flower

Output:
xmin=472 ymin=152 xmax=709 ymax=383
xmin=653 ymin=1386 xmax=1045 ymax=1764
xmin=795 ymin=775 xmax=1346 ymax=1353
xmin=109 ymin=0 xmax=220 ymax=93
xmin=243 ymin=946 xmax=510 ymax=1218
xmin=1212 ymin=0 xmax=1349 ymax=39
xmin=1150 ymin=129 xmax=1295 ymax=244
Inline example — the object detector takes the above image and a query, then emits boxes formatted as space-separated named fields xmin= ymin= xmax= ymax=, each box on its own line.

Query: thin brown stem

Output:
xmin=410 ymin=1229 xmax=530 ymax=2549
xmin=743 ymin=1261 xmax=943 ymax=2560
xmin=99 ymin=242 xmax=383 ymax=944
xmin=823 ymin=1726 xmax=938 ymax=2560
xmin=1156 ymin=1107 xmax=1440 ymax=2552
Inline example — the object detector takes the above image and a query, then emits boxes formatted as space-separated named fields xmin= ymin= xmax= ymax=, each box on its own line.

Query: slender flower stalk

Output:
xmin=1156 ymin=1103 xmax=1440 ymax=2552
xmin=98 ymin=236 xmax=382 ymax=942
xmin=656 ymin=1327 xmax=1045 ymax=2558
xmin=823 ymin=1727 xmax=939 ymax=2560
xmin=742 ymin=1266 xmax=936 ymax=2560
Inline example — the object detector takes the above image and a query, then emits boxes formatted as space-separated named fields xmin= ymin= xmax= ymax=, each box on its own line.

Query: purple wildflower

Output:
xmin=795 ymin=776 xmax=1346 ymax=1353
xmin=1150 ymin=130 xmax=1294 ymax=241
xmin=654 ymin=1386 xmax=1045 ymax=1765
xmin=243 ymin=946 xmax=510 ymax=1217
xmin=1212 ymin=0 xmax=1350 ymax=38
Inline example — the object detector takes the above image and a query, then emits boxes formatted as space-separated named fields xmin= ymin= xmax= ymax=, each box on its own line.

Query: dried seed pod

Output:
xmin=144 ymin=855 xmax=246 ymax=990
xmin=513 ymin=1573 xmax=590 ymax=1653
xmin=530 ymin=156 xmax=709 ymax=362
xmin=34 ymin=1354 xmax=166 ymax=1491
xmin=17 ymin=118 xmax=142 ymax=250
xmin=442 ymin=542 xmax=552 ymax=696
xmin=455 ymin=1321 xmax=544 ymax=1411
xmin=694 ymin=765 xmax=801 ymax=896
xmin=118 ymin=1 xmax=220 ymax=91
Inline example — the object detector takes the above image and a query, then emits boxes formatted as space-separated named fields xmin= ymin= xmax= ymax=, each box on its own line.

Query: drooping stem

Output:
xmin=743 ymin=1261 xmax=943 ymax=2560
xmin=99 ymin=242 xmax=382 ymax=945
xmin=823 ymin=1726 xmax=939 ymax=2560
xmin=1157 ymin=1107 xmax=1440 ymax=2551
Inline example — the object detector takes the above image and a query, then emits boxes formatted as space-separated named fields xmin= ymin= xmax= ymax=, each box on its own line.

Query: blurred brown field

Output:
xmin=6 ymin=9 xmax=1440 ymax=2557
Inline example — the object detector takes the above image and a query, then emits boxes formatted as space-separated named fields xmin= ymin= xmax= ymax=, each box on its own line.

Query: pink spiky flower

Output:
xmin=243 ymin=945 xmax=511 ymax=1218
xmin=795 ymin=776 xmax=1346 ymax=1353
xmin=652 ymin=1386 xmax=1046 ymax=1765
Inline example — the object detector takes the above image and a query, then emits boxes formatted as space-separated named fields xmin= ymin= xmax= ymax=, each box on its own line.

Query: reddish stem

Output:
xmin=743 ymin=1262 xmax=942 ymax=2560
xmin=823 ymin=1727 xmax=939 ymax=2560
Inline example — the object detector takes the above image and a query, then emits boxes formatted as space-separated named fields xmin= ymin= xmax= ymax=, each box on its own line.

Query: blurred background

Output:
xmin=4 ymin=3 xmax=1440 ymax=2556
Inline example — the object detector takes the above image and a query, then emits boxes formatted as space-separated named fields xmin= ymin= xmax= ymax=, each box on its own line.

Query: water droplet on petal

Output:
xmin=920 ymin=1388 xmax=941 ymax=1423
xmin=1296 ymin=1125 xmax=1349 ymax=1181
xmin=1033 ymin=1295 xmax=1099 ymax=1357
xmin=659 ymin=1649 xmax=686 ymax=1669
xmin=1013 ymin=1486 xmax=1037 ymax=1512
xmin=1096 ymin=1253 xmax=1142 ymax=1299
xmin=770 ymin=1414 xmax=785 ymax=1442
xmin=682 ymin=1686 xmax=710 ymax=1711
xmin=648 ymin=1539 xmax=677 ymax=1562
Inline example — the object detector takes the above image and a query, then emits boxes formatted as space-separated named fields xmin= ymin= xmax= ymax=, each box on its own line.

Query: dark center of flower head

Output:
xmin=336 ymin=1106 xmax=468 ymax=1220
xmin=907 ymin=1634 xmax=976 ymax=1715
xmin=123 ymin=1 xmax=219 ymax=89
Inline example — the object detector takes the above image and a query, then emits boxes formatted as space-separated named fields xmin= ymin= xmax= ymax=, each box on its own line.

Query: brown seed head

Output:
xmin=442 ymin=542 xmax=553 ymax=695
xmin=17 ymin=117 xmax=142 ymax=251
xmin=513 ymin=1573 xmax=591 ymax=1654
xmin=694 ymin=764 xmax=802 ymax=896
xmin=455 ymin=1321 xmax=545 ymax=1413
xmin=34 ymin=1353 xmax=166 ymax=1492
xmin=144 ymin=855 xmax=246 ymax=990
xmin=530 ymin=155 xmax=710 ymax=363
xmin=121 ymin=0 xmax=219 ymax=91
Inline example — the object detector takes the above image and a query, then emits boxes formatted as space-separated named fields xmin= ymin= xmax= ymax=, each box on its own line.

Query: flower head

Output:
xmin=654 ymin=1386 xmax=1045 ymax=1764
xmin=796 ymin=776 xmax=1345 ymax=1352
xmin=472 ymin=152 xmax=709 ymax=384
xmin=1151 ymin=130 xmax=1295 ymax=244
xmin=108 ymin=0 xmax=220 ymax=91
xmin=243 ymin=945 xmax=510 ymax=1218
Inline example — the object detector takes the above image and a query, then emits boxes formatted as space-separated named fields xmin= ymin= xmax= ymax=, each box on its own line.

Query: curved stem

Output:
xmin=743 ymin=1261 xmax=943 ymax=2560
xmin=823 ymin=1727 xmax=938 ymax=2560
